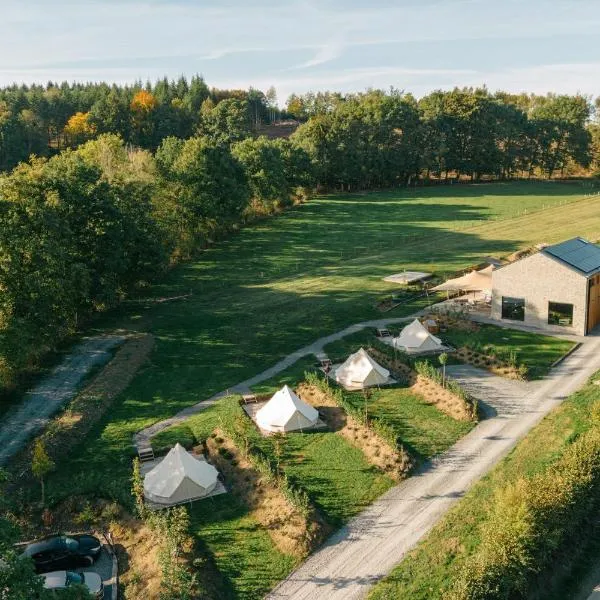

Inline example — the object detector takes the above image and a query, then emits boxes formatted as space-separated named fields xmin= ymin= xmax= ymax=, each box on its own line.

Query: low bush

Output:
xmin=304 ymin=371 xmax=401 ymax=452
xmin=216 ymin=402 xmax=311 ymax=517
xmin=413 ymin=360 xmax=468 ymax=402
xmin=449 ymin=405 xmax=600 ymax=599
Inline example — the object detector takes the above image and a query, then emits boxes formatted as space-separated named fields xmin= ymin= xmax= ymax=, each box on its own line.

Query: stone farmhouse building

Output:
xmin=491 ymin=237 xmax=600 ymax=336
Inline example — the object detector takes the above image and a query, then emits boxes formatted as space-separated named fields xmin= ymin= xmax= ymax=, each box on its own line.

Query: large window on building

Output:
xmin=501 ymin=296 xmax=525 ymax=321
xmin=548 ymin=302 xmax=573 ymax=326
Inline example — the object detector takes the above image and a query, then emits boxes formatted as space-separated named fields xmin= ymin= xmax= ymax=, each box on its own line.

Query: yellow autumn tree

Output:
xmin=64 ymin=111 xmax=96 ymax=142
xmin=131 ymin=89 xmax=157 ymax=113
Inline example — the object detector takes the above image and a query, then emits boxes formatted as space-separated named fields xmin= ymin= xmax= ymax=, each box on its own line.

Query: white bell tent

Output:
xmin=393 ymin=319 xmax=443 ymax=353
xmin=256 ymin=385 xmax=319 ymax=432
xmin=144 ymin=443 xmax=219 ymax=506
xmin=335 ymin=347 xmax=390 ymax=389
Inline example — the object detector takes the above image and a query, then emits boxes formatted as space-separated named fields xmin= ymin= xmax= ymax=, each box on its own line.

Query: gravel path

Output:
xmin=134 ymin=315 xmax=415 ymax=449
xmin=267 ymin=334 xmax=600 ymax=600
xmin=0 ymin=336 xmax=124 ymax=466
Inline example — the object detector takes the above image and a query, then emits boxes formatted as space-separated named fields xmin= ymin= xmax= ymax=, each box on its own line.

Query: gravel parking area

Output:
xmin=77 ymin=545 xmax=115 ymax=600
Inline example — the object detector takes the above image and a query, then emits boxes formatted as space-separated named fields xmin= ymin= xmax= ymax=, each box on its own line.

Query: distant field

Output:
xmin=36 ymin=180 xmax=600 ymax=597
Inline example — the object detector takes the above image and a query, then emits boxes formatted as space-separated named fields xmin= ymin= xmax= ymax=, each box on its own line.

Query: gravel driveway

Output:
xmin=0 ymin=336 xmax=124 ymax=466
xmin=76 ymin=544 xmax=115 ymax=600
xmin=268 ymin=334 xmax=600 ymax=600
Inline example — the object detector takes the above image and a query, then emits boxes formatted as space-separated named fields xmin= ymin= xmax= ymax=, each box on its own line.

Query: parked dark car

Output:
xmin=22 ymin=534 xmax=102 ymax=573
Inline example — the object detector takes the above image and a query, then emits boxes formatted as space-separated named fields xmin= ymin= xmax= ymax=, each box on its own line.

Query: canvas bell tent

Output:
xmin=256 ymin=385 xmax=319 ymax=432
xmin=393 ymin=319 xmax=443 ymax=353
xmin=144 ymin=443 xmax=219 ymax=506
xmin=335 ymin=347 xmax=391 ymax=389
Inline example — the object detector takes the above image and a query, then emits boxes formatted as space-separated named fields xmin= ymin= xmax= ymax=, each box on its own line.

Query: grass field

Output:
xmin=89 ymin=180 xmax=600 ymax=421
xmin=150 ymin=392 xmax=393 ymax=599
xmin=368 ymin=373 xmax=600 ymax=600
xmin=441 ymin=323 xmax=575 ymax=378
xmin=152 ymin=393 xmax=394 ymax=530
xmin=32 ymin=181 xmax=600 ymax=597
xmin=188 ymin=496 xmax=297 ymax=600
xmin=342 ymin=388 xmax=473 ymax=460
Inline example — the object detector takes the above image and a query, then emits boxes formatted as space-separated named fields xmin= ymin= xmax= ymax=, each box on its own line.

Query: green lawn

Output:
xmin=189 ymin=495 xmax=297 ymax=600
xmin=441 ymin=322 xmax=575 ymax=378
xmin=342 ymin=388 xmax=473 ymax=460
xmin=154 ymin=396 xmax=393 ymax=528
xmin=31 ymin=181 xmax=600 ymax=597
xmin=150 ymin=394 xmax=393 ymax=597
xmin=249 ymin=355 xmax=318 ymax=396
xmin=368 ymin=373 xmax=600 ymax=600
xmin=271 ymin=431 xmax=393 ymax=528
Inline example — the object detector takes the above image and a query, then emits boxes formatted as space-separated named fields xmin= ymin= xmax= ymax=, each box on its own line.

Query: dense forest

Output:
xmin=0 ymin=76 xmax=599 ymax=394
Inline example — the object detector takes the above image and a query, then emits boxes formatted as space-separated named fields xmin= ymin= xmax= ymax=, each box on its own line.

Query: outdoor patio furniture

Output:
xmin=138 ymin=446 xmax=155 ymax=463
xmin=377 ymin=328 xmax=392 ymax=337
xmin=242 ymin=394 xmax=257 ymax=404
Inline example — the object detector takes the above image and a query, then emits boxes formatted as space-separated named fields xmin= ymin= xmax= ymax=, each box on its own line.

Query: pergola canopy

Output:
xmin=431 ymin=265 xmax=493 ymax=293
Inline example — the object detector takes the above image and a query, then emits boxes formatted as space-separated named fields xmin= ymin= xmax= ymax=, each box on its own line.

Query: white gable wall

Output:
xmin=491 ymin=252 xmax=587 ymax=335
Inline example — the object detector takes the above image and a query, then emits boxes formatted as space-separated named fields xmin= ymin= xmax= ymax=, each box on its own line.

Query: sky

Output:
xmin=0 ymin=0 xmax=599 ymax=104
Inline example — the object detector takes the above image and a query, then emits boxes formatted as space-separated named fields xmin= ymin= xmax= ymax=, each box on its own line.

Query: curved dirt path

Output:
xmin=0 ymin=336 xmax=124 ymax=466
xmin=134 ymin=316 xmax=414 ymax=448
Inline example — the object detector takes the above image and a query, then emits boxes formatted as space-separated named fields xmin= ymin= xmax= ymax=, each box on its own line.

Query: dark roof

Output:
xmin=542 ymin=237 xmax=600 ymax=277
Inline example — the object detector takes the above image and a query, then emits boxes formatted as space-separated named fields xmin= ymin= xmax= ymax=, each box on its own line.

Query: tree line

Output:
xmin=290 ymin=88 xmax=596 ymax=187
xmin=0 ymin=76 xmax=280 ymax=172
xmin=0 ymin=130 xmax=313 ymax=394
xmin=0 ymin=80 xmax=598 ymax=396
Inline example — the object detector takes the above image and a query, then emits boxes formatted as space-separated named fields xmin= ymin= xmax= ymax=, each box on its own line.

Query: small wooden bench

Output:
xmin=138 ymin=447 xmax=155 ymax=462
xmin=242 ymin=394 xmax=257 ymax=404
xmin=377 ymin=328 xmax=392 ymax=338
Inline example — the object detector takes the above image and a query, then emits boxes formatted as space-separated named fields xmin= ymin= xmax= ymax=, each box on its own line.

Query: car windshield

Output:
xmin=62 ymin=536 xmax=79 ymax=552
xmin=65 ymin=572 xmax=84 ymax=586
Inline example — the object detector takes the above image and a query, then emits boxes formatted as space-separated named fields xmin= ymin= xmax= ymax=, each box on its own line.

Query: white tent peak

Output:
xmin=256 ymin=385 xmax=319 ymax=432
xmin=393 ymin=319 xmax=443 ymax=353
xmin=335 ymin=347 xmax=390 ymax=389
xmin=144 ymin=443 xmax=219 ymax=505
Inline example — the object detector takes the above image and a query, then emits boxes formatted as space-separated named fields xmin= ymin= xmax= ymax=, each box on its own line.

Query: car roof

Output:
xmin=42 ymin=571 xmax=67 ymax=589
xmin=23 ymin=537 xmax=62 ymax=555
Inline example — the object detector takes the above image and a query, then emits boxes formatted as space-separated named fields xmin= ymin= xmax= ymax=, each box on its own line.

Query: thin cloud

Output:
xmin=292 ymin=40 xmax=345 ymax=70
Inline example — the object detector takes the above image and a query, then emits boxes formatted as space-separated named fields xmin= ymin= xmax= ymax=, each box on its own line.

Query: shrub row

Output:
xmin=304 ymin=371 xmax=401 ymax=453
xmin=217 ymin=402 xmax=311 ymax=517
xmin=449 ymin=403 xmax=600 ymax=599
xmin=369 ymin=339 xmax=477 ymax=420
xmin=413 ymin=360 xmax=469 ymax=402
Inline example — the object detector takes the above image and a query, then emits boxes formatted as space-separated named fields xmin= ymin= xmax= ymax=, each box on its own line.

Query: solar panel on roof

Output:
xmin=544 ymin=238 xmax=600 ymax=275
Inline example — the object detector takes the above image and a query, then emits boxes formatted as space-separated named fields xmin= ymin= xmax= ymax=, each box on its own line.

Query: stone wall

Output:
xmin=491 ymin=252 xmax=587 ymax=335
